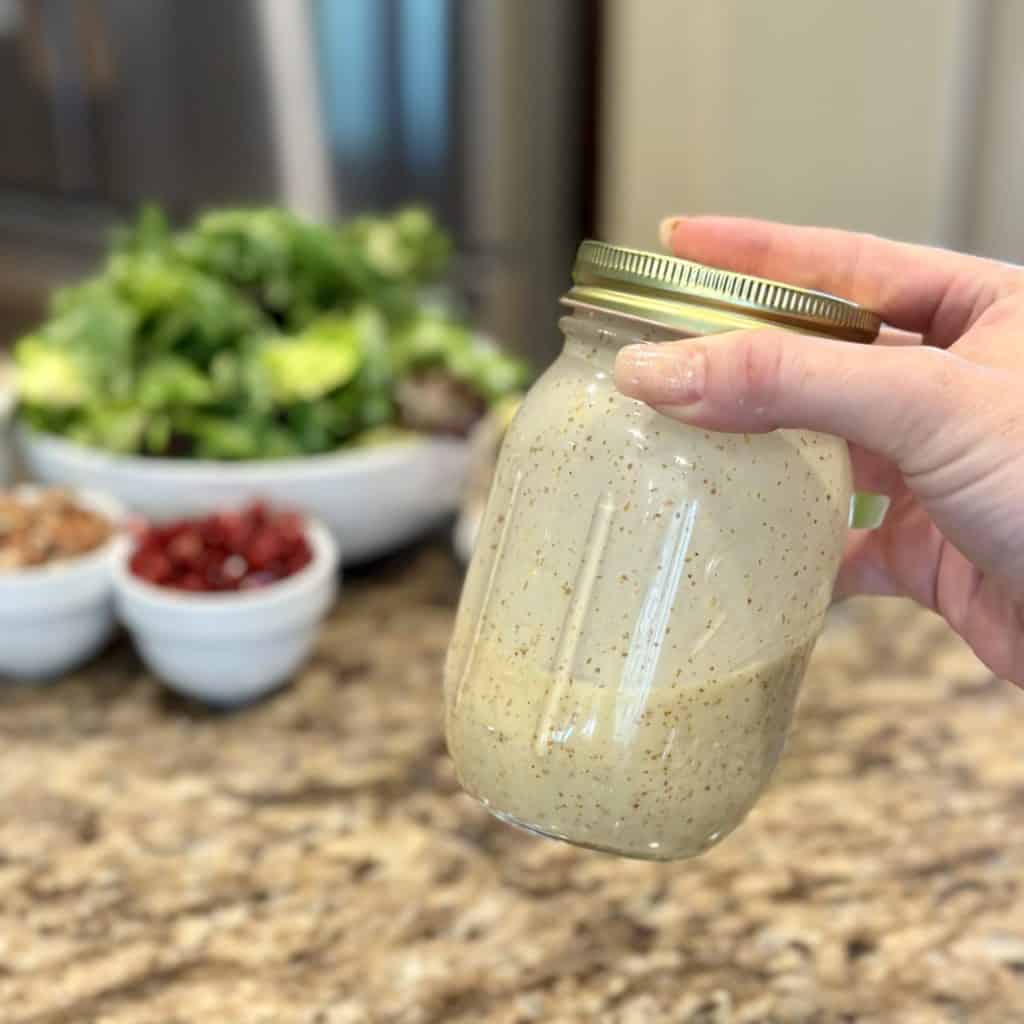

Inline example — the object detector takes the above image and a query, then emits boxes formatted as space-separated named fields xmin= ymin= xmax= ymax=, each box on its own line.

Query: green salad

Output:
xmin=15 ymin=206 xmax=526 ymax=459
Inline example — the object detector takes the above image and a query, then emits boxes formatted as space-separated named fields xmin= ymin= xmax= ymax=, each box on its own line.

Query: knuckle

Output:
xmin=838 ymin=231 xmax=872 ymax=297
xmin=732 ymin=330 xmax=786 ymax=408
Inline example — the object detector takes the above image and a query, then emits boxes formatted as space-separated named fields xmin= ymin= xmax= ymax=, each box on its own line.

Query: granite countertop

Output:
xmin=2 ymin=547 xmax=1023 ymax=1023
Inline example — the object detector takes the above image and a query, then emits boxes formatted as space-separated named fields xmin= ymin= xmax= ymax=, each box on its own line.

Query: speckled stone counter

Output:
xmin=2 ymin=548 xmax=1023 ymax=1023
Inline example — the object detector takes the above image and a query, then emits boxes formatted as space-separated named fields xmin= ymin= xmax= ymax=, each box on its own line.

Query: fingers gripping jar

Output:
xmin=445 ymin=242 xmax=881 ymax=860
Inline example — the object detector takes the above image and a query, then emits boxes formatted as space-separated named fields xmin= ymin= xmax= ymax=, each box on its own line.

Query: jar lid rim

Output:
xmin=567 ymin=240 xmax=881 ymax=343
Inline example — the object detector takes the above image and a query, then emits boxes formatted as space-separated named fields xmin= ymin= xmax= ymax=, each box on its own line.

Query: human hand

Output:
xmin=613 ymin=217 xmax=1024 ymax=683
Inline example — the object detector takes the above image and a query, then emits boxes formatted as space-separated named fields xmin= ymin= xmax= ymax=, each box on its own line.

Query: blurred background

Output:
xmin=0 ymin=0 xmax=1021 ymax=363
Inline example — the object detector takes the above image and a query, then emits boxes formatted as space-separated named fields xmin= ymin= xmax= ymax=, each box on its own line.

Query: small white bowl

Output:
xmin=0 ymin=488 xmax=124 ymax=682
xmin=112 ymin=518 xmax=339 ymax=706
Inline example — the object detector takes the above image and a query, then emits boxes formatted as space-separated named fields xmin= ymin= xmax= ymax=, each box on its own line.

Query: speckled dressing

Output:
xmin=445 ymin=311 xmax=852 ymax=859
xmin=448 ymin=640 xmax=813 ymax=859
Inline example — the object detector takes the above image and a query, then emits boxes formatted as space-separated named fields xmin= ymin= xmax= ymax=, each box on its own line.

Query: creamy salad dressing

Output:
xmin=447 ymin=639 xmax=813 ymax=859
xmin=444 ymin=287 xmax=863 ymax=860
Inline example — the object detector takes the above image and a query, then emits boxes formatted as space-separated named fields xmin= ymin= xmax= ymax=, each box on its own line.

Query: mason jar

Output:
xmin=445 ymin=241 xmax=881 ymax=860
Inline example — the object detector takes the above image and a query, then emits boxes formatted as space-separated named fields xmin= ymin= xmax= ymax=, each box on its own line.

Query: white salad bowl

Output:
xmin=0 ymin=488 xmax=125 ymax=681
xmin=112 ymin=517 xmax=338 ymax=706
xmin=18 ymin=428 xmax=469 ymax=564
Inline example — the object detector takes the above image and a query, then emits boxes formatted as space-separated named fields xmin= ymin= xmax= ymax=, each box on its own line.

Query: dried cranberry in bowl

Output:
xmin=129 ymin=502 xmax=313 ymax=593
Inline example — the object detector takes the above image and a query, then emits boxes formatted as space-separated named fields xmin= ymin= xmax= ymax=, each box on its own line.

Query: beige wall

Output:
xmin=600 ymin=0 xmax=1023 ymax=262
xmin=972 ymin=0 xmax=1024 ymax=262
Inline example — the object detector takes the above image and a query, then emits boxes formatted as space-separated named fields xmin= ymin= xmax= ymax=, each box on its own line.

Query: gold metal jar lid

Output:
xmin=564 ymin=239 xmax=881 ymax=343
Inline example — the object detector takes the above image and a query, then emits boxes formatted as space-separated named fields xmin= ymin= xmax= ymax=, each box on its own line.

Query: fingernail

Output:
xmin=659 ymin=217 xmax=682 ymax=251
xmin=614 ymin=342 xmax=706 ymax=405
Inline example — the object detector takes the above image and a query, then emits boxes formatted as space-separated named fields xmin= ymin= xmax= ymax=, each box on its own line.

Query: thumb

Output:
xmin=613 ymin=330 xmax=983 ymax=474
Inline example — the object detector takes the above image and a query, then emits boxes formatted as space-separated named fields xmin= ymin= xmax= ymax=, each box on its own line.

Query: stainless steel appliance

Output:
xmin=0 ymin=0 xmax=599 ymax=363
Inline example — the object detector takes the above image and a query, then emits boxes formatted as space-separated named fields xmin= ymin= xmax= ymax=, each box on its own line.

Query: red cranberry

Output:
xmin=129 ymin=501 xmax=312 ymax=593
xmin=167 ymin=530 xmax=203 ymax=567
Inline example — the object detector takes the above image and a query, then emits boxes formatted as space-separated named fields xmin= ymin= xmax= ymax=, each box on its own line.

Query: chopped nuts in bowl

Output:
xmin=0 ymin=489 xmax=112 ymax=571
xmin=0 ymin=487 xmax=124 ymax=682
